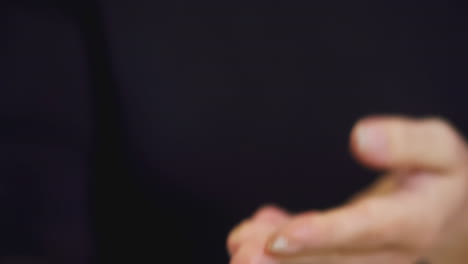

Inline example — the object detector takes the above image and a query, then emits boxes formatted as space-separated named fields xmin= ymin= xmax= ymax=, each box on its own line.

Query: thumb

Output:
xmin=350 ymin=116 xmax=468 ymax=172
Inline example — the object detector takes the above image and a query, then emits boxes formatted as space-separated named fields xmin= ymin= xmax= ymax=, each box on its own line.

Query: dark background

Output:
xmin=3 ymin=0 xmax=468 ymax=263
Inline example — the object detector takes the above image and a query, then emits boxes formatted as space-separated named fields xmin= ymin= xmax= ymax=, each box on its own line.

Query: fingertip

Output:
xmin=350 ymin=117 xmax=391 ymax=169
xmin=231 ymin=243 xmax=279 ymax=264
xmin=227 ymin=238 xmax=240 ymax=256
xmin=228 ymin=215 xmax=289 ymax=258
xmin=227 ymin=220 xmax=251 ymax=254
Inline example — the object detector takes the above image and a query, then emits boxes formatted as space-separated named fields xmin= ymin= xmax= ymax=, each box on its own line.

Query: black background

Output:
xmin=4 ymin=0 xmax=468 ymax=263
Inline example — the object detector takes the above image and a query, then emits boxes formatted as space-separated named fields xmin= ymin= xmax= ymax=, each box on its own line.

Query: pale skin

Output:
xmin=227 ymin=116 xmax=468 ymax=264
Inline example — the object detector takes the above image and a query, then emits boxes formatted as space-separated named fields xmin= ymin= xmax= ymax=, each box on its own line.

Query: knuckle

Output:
xmin=254 ymin=205 xmax=280 ymax=219
xmin=355 ymin=200 xmax=406 ymax=243
xmin=254 ymin=205 xmax=290 ymax=224
xmin=354 ymin=201 xmax=390 ymax=240
xmin=411 ymin=221 xmax=441 ymax=251
xmin=373 ymin=218 xmax=403 ymax=243
xmin=399 ymin=218 xmax=441 ymax=252
xmin=410 ymin=231 xmax=438 ymax=252
xmin=417 ymin=233 xmax=438 ymax=251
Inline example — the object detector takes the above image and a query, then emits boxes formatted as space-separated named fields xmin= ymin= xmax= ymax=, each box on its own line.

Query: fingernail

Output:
xmin=270 ymin=236 xmax=288 ymax=251
xmin=356 ymin=124 xmax=389 ymax=163
xmin=268 ymin=236 xmax=301 ymax=254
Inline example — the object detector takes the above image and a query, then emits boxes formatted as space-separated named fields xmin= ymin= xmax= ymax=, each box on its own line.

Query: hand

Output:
xmin=227 ymin=116 xmax=468 ymax=264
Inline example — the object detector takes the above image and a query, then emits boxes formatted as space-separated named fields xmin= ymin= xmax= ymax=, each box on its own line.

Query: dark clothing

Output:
xmin=3 ymin=0 xmax=468 ymax=263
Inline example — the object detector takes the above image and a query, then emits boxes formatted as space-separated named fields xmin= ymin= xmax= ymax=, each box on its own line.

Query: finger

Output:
xmin=265 ymin=182 xmax=441 ymax=256
xmin=230 ymin=239 xmax=279 ymax=264
xmin=350 ymin=116 xmax=468 ymax=172
xmin=276 ymin=250 xmax=415 ymax=264
xmin=228 ymin=219 xmax=253 ymax=255
xmin=228 ymin=206 xmax=290 ymax=255
xmin=228 ymin=220 xmax=280 ymax=256
xmin=253 ymin=205 xmax=290 ymax=224
xmin=348 ymin=175 xmax=398 ymax=203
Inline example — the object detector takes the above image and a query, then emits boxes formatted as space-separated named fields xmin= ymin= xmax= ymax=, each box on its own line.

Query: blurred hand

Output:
xmin=227 ymin=116 xmax=468 ymax=264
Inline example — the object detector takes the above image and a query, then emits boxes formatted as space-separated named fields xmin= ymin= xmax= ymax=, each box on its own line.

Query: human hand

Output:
xmin=227 ymin=116 xmax=468 ymax=264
